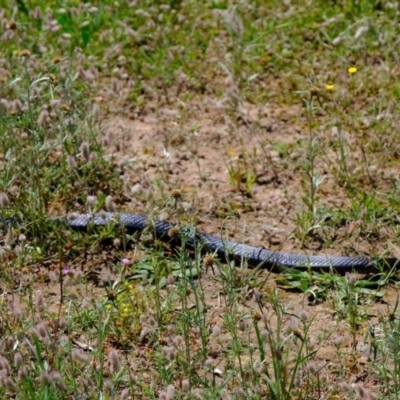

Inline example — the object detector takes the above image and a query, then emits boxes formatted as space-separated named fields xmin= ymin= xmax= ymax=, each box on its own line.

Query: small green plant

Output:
xmin=297 ymin=87 xmax=325 ymax=234
xmin=225 ymin=149 xmax=258 ymax=196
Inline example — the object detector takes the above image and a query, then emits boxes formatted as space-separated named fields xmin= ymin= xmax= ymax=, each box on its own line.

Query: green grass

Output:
xmin=2 ymin=0 xmax=400 ymax=398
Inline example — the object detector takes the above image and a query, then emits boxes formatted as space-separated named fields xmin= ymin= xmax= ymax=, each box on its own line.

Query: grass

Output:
xmin=2 ymin=0 xmax=400 ymax=398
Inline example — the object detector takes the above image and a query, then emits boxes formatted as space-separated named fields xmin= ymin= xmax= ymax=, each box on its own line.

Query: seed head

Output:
xmin=294 ymin=373 xmax=302 ymax=387
xmin=20 ymin=49 xmax=31 ymax=58
xmin=238 ymin=319 xmax=247 ymax=332
xmin=192 ymin=388 xmax=204 ymax=399
xmin=67 ymin=155 xmax=77 ymax=170
xmin=79 ymin=68 xmax=95 ymax=81
xmin=211 ymin=325 xmax=221 ymax=336
xmin=273 ymin=347 xmax=282 ymax=361
xmin=0 ymin=357 xmax=11 ymax=374
xmin=345 ymin=272 xmax=357 ymax=286
xmin=1 ymin=375 xmax=16 ymax=392
xmin=101 ymin=136 xmax=110 ymax=147
xmin=283 ymin=317 xmax=299 ymax=335
xmin=17 ymin=365 xmax=30 ymax=381
xmin=298 ymin=309 xmax=309 ymax=323
xmin=36 ymin=322 xmax=49 ymax=340
xmin=202 ymin=254 xmax=214 ymax=269
xmin=166 ymin=274 xmax=175 ymax=286
xmin=46 ymin=74 xmax=58 ymax=85
xmin=67 ymin=212 xmax=79 ymax=221
xmin=34 ymin=290 xmax=45 ymax=312
xmin=89 ymin=152 xmax=97 ymax=162
xmin=13 ymin=352 xmax=22 ymax=368
xmin=112 ymin=77 xmax=122 ymax=93
xmin=233 ymin=387 xmax=246 ymax=399
xmin=0 ymin=193 xmax=10 ymax=207
xmin=307 ymin=362 xmax=317 ymax=375
xmin=182 ymin=379 xmax=190 ymax=392
xmin=170 ymin=189 xmax=182 ymax=200
xmin=258 ymin=361 xmax=268 ymax=375
xmin=91 ymin=103 xmax=100 ymax=120
xmin=39 ymin=371 xmax=51 ymax=385
xmin=29 ymin=6 xmax=42 ymax=19
xmin=260 ymin=329 xmax=269 ymax=342
xmin=0 ymin=99 xmax=8 ymax=110
xmin=48 ymin=371 xmax=66 ymax=390
xmin=355 ymin=383 xmax=369 ymax=398
xmin=172 ymin=335 xmax=184 ymax=347
xmin=292 ymin=329 xmax=303 ymax=340
xmin=86 ymin=195 xmax=97 ymax=206
xmin=58 ymin=318 xmax=66 ymax=329
xmin=338 ymin=382 xmax=353 ymax=393
xmin=98 ymin=210 xmax=107 ymax=221
xmin=79 ymin=142 xmax=90 ymax=162
xmin=12 ymin=99 xmax=22 ymax=111
xmin=166 ymin=384 xmax=175 ymax=400
xmin=72 ymin=349 xmax=90 ymax=364
xmin=354 ymin=26 xmax=368 ymax=40
xmin=253 ymin=288 xmax=262 ymax=302
xmin=309 ymin=86 xmax=319 ymax=96
xmin=48 ymin=271 xmax=57 ymax=281
xmin=205 ymin=358 xmax=214 ymax=368
xmin=105 ymin=195 xmax=116 ymax=212
xmin=162 ymin=346 xmax=176 ymax=361
xmin=130 ymin=183 xmax=143 ymax=195
xmin=262 ymin=311 xmax=269 ymax=324
xmin=37 ymin=109 xmax=49 ymax=126
xmin=168 ymin=226 xmax=180 ymax=239
xmin=7 ymin=20 xmax=17 ymax=30
xmin=108 ymin=349 xmax=121 ymax=374
xmin=8 ymin=300 xmax=22 ymax=318
xmin=4 ymin=228 xmax=14 ymax=247
xmin=147 ymin=315 xmax=156 ymax=326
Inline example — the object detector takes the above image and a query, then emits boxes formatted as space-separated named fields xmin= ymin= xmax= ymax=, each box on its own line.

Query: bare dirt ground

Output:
xmin=103 ymin=98 xmax=399 ymax=257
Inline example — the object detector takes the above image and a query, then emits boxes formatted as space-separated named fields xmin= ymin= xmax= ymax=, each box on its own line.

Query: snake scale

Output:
xmin=66 ymin=212 xmax=398 ymax=270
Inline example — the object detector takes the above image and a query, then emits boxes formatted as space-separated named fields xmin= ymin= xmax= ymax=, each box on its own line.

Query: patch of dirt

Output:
xmin=100 ymin=99 xmax=397 ymax=258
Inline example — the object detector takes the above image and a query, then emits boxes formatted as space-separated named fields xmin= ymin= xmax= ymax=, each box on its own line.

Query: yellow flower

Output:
xmin=348 ymin=67 xmax=357 ymax=74
xmin=121 ymin=305 xmax=130 ymax=314
xmin=325 ymin=84 xmax=334 ymax=91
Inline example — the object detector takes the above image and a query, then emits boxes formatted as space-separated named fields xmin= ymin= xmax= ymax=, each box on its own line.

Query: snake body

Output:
xmin=66 ymin=212 xmax=398 ymax=270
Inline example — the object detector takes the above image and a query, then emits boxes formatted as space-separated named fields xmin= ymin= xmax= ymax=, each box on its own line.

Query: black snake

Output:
xmin=66 ymin=212 xmax=398 ymax=270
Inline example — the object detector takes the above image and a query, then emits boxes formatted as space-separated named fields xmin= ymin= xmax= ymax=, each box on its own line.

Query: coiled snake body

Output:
xmin=66 ymin=212 xmax=398 ymax=270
